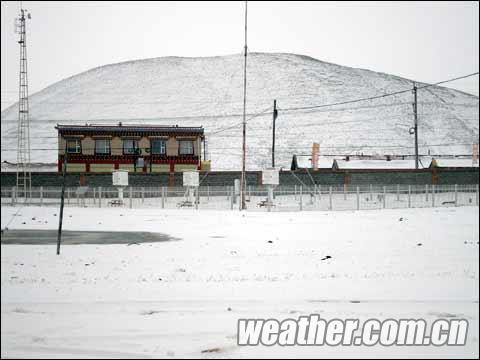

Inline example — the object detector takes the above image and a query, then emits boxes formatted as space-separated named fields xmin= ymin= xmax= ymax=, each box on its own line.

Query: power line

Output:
xmin=277 ymin=72 xmax=479 ymax=113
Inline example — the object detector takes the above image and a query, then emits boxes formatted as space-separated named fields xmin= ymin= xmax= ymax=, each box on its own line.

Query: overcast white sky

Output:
xmin=1 ymin=1 xmax=479 ymax=111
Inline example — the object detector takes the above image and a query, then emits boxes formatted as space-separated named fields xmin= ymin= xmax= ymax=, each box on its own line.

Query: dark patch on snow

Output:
xmin=0 ymin=230 xmax=181 ymax=245
xmin=201 ymin=347 xmax=222 ymax=354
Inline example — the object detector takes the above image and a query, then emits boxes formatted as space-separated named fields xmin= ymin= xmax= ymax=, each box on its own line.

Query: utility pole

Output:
xmin=413 ymin=82 xmax=419 ymax=169
xmin=15 ymin=6 xmax=32 ymax=201
xmin=56 ymin=152 xmax=67 ymax=255
xmin=272 ymin=99 xmax=278 ymax=168
xmin=240 ymin=0 xmax=248 ymax=210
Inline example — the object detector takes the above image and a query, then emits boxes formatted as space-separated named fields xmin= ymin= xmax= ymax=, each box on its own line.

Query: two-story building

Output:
xmin=55 ymin=124 xmax=206 ymax=173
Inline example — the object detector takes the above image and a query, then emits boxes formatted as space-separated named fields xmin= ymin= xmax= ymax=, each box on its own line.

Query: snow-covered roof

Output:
xmin=334 ymin=158 xmax=431 ymax=170
xmin=293 ymin=155 xmax=334 ymax=169
xmin=431 ymin=158 xmax=479 ymax=168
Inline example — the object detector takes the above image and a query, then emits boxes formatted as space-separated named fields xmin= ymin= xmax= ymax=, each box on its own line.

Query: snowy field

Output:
xmin=1 ymin=205 xmax=479 ymax=358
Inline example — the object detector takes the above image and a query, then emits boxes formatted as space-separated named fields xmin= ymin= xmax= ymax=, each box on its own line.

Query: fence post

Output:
xmin=425 ymin=184 xmax=429 ymax=202
xmin=370 ymin=184 xmax=373 ymax=201
xmin=476 ymin=184 xmax=479 ymax=206
xmin=408 ymin=185 xmax=411 ymax=208
xmin=329 ymin=186 xmax=333 ymax=210
xmin=40 ymin=186 xmax=43 ymax=206
xmin=299 ymin=186 xmax=303 ymax=211
xmin=318 ymin=184 xmax=321 ymax=200
xmin=356 ymin=186 xmax=360 ymax=210
xmin=343 ymin=184 xmax=347 ymax=200
xmin=66 ymin=188 xmax=70 ymax=205
xmin=454 ymin=184 xmax=458 ymax=206
xmin=195 ymin=187 xmax=199 ymax=210
xmin=98 ymin=187 xmax=102 ymax=208
xmin=432 ymin=184 xmax=435 ymax=207
xmin=76 ymin=188 xmax=79 ymax=206
xmin=230 ymin=186 xmax=234 ymax=210
xmin=207 ymin=185 xmax=210 ymax=201
xmin=383 ymin=186 xmax=386 ymax=208
xmin=11 ymin=186 xmax=16 ymax=206
xmin=129 ymin=187 xmax=133 ymax=208
xmin=161 ymin=187 xmax=165 ymax=208
xmin=396 ymin=184 xmax=400 ymax=201
xmin=141 ymin=187 xmax=145 ymax=203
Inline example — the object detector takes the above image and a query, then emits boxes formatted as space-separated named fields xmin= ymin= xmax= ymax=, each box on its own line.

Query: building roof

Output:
xmin=430 ymin=158 xmax=479 ymax=168
xmin=55 ymin=124 xmax=204 ymax=136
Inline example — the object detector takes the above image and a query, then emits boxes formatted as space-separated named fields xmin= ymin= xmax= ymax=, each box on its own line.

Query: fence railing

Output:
xmin=1 ymin=184 xmax=479 ymax=212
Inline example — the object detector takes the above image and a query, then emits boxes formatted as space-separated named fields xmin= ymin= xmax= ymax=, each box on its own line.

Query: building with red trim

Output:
xmin=55 ymin=124 xmax=207 ymax=173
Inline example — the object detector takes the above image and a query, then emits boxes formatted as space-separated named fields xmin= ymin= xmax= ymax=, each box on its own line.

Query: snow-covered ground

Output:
xmin=1 ymin=206 xmax=479 ymax=358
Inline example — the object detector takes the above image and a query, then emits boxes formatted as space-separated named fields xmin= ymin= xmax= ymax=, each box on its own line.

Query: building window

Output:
xmin=151 ymin=139 xmax=166 ymax=155
xmin=123 ymin=139 xmax=139 ymax=154
xmin=66 ymin=139 xmax=81 ymax=154
xmin=179 ymin=140 xmax=194 ymax=155
xmin=95 ymin=139 xmax=111 ymax=154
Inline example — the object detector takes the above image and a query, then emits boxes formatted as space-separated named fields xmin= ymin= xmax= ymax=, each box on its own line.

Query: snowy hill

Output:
xmin=1 ymin=52 xmax=478 ymax=170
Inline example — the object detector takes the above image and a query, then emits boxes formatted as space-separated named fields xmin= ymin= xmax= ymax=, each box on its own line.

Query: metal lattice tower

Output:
xmin=15 ymin=7 xmax=32 ymax=199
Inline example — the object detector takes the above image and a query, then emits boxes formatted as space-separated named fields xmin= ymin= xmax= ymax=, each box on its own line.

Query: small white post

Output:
xmin=425 ymin=184 xmax=429 ymax=202
xmin=267 ymin=186 xmax=273 ymax=212
xmin=294 ymin=185 xmax=297 ymax=201
xmin=408 ymin=185 xmax=411 ymax=208
xmin=329 ymin=186 xmax=333 ymax=210
xmin=93 ymin=187 xmax=96 ymax=205
xmin=141 ymin=187 xmax=145 ymax=203
xmin=396 ymin=184 xmax=400 ymax=201
xmin=129 ymin=187 xmax=133 ymax=208
xmin=162 ymin=187 xmax=165 ymax=208
xmin=476 ymin=184 xmax=479 ymax=206
xmin=231 ymin=186 xmax=234 ymax=210
xmin=356 ymin=186 xmax=360 ymax=210
xmin=432 ymin=184 xmax=435 ymax=207
xmin=98 ymin=187 xmax=102 ymax=208
xmin=383 ymin=186 xmax=386 ymax=208
xmin=12 ymin=186 xmax=16 ymax=206
xmin=299 ymin=186 xmax=303 ymax=211
xmin=454 ymin=184 xmax=458 ymax=206
xmin=207 ymin=185 xmax=210 ymax=201
xmin=370 ymin=184 xmax=373 ymax=201
xmin=318 ymin=184 xmax=322 ymax=200
xmin=40 ymin=186 xmax=43 ymax=206
xmin=343 ymin=184 xmax=347 ymax=200
xmin=67 ymin=188 xmax=70 ymax=205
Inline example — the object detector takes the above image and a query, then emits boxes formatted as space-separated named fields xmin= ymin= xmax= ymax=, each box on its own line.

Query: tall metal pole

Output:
xmin=15 ymin=7 xmax=32 ymax=201
xmin=56 ymin=152 xmax=67 ymax=255
xmin=413 ymin=82 xmax=419 ymax=169
xmin=272 ymin=99 xmax=277 ymax=168
xmin=240 ymin=0 xmax=248 ymax=210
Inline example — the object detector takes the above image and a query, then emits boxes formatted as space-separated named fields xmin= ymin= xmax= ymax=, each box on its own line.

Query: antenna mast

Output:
xmin=240 ymin=0 xmax=248 ymax=210
xmin=15 ymin=5 xmax=32 ymax=200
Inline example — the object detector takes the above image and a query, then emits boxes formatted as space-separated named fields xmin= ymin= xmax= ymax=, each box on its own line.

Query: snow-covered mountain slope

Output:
xmin=1 ymin=53 xmax=478 ymax=170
